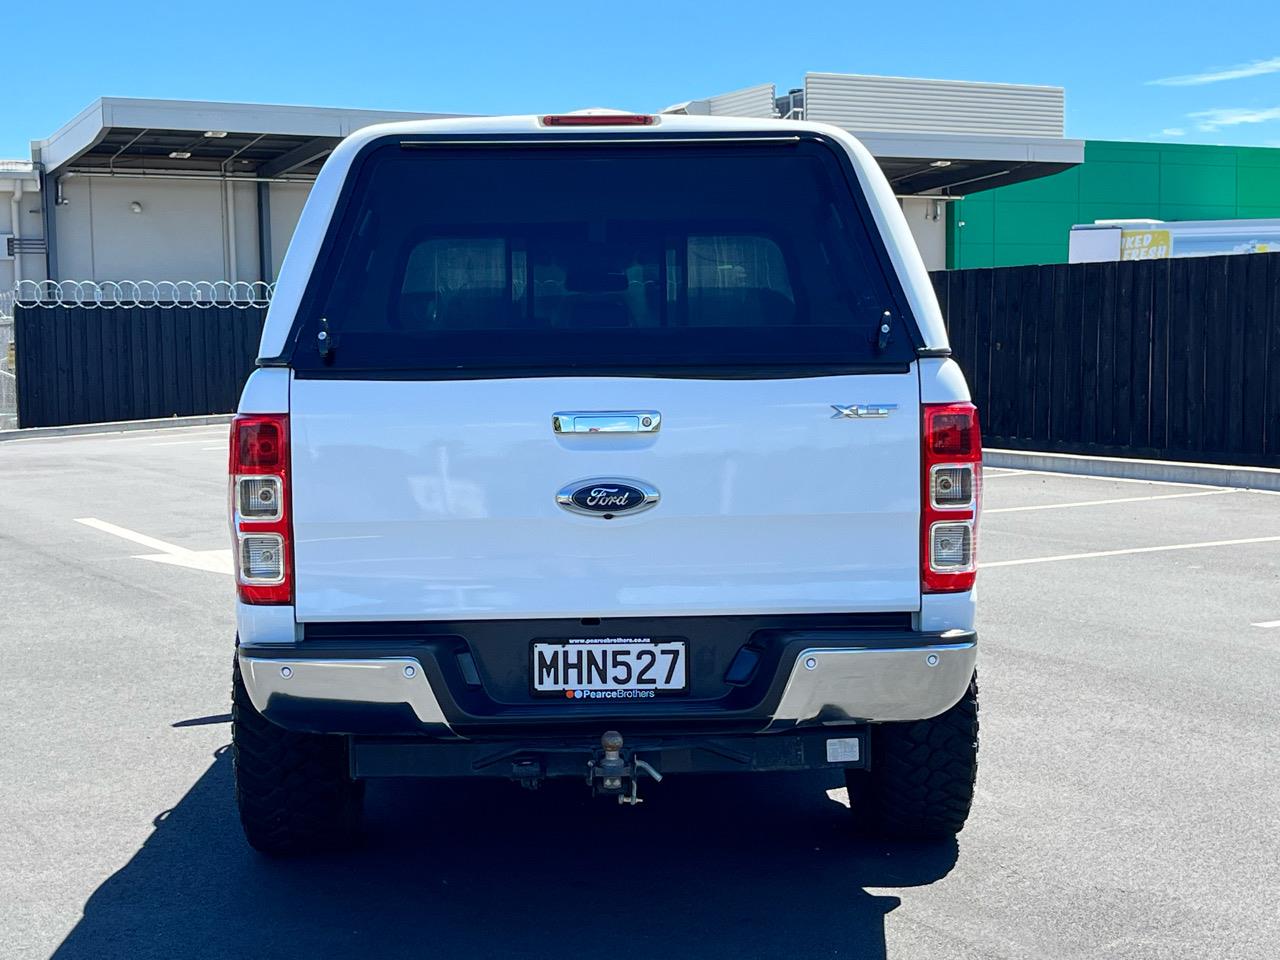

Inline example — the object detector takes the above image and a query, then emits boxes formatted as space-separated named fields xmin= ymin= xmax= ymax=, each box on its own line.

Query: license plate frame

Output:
xmin=529 ymin=637 xmax=689 ymax=698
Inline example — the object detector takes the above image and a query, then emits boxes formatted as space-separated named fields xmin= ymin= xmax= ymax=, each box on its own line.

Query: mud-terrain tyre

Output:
xmin=846 ymin=672 xmax=979 ymax=840
xmin=231 ymin=659 xmax=364 ymax=855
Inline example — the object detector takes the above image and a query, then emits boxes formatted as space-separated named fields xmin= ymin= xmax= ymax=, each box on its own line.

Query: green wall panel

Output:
xmin=992 ymin=200 xmax=1080 ymax=245
xmin=1159 ymin=163 xmax=1236 ymax=204
xmin=1078 ymin=161 xmax=1160 ymax=203
xmin=1237 ymin=147 xmax=1280 ymax=169
xmin=954 ymin=243 xmax=994 ymax=269
xmin=953 ymin=194 xmax=995 ymax=245
xmin=946 ymin=140 xmax=1280 ymax=268
xmin=1082 ymin=141 xmax=1162 ymax=163
xmin=1238 ymin=166 xmax=1280 ymax=205
xmin=1157 ymin=144 xmax=1238 ymax=166
xmin=1157 ymin=203 xmax=1237 ymax=221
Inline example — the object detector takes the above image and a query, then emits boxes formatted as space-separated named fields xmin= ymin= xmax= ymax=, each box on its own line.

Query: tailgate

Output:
xmin=290 ymin=372 xmax=920 ymax=621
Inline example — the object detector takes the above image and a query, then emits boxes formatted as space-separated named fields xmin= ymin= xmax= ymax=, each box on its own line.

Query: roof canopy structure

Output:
xmin=32 ymin=98 xmax=464 ymax=179
xmin=672 ymin=73 xmax=1084 ymax=197
xmin=858 ymin=129 xmax=1081 ymax=196
xmin=35 ymin=77 xmax=1083 ymax=196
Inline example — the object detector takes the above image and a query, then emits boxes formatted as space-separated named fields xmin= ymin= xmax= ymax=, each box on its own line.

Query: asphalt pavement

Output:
xmin=1 ymin=424 xmax=1278 ymax=960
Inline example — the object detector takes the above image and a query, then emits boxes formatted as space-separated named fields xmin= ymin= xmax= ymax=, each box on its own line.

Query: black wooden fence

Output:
xmin=932 ymin=252 xmax=1280 ymax=467
xmin=14 ymin=303 xmax=266 ymax=428
xmin=12 ymin=252 xmax=1280 ymax=468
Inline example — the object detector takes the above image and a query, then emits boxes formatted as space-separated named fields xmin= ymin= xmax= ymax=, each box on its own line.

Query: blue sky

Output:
xmin=3 ymin=0 xmax=1280 ymax=157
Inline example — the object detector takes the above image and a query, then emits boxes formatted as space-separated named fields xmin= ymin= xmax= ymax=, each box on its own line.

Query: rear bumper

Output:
xmin=237 ymin=627 xmax=976 ymax=738
xmin=771 ymin=640 xmax=976 ymax=724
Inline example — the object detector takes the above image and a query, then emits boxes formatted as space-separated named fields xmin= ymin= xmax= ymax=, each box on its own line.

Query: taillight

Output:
xmin=229 ymin=414 xmax=292 ymax=604
xmin=541 ymin=114 xmax=656 ymax=126
xmin=922 ymin=402 xmax=981 ymax=593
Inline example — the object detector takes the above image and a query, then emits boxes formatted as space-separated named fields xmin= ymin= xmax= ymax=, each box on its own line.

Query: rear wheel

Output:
xmin=231 ymin=659 xmax=364 ymax=855
xmin=846 ymin=672 xmax=979 ymax=839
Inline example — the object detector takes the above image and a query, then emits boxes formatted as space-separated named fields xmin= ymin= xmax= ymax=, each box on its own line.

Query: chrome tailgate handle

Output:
xmin=552 ymin=411 xmax=661 ymax=434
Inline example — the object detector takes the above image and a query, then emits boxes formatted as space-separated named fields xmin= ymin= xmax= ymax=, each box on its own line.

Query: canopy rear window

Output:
xmin=287 ymin=137 xmax=918 ymax=375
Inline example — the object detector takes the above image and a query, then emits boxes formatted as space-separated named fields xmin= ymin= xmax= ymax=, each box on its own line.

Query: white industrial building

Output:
xmin=0 ymin=161 xmax=42 ymax=299
xmin=1 ymin=72 xmax=1082 ymax=298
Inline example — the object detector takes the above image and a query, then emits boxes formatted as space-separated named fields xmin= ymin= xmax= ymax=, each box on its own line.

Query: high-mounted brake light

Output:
xmin=229 ymin=414 xmax=292 ymax=604
xmin=921 ymin=402 xmax=981 ymax=593
xmin=541 ymin=114 xmax=656 ymax=126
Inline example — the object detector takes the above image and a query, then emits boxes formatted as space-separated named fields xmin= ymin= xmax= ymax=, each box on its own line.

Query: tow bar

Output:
xmin=587 ymin=730 xmax=662 ymax=805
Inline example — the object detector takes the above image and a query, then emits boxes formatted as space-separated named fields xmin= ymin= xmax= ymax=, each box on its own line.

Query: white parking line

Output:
xmin=982 ymin=535 xmax=1280 ymax=569
xmin=986 ymin=489 xmax=1237 ymax=514
xmin=74 ymin=517 xmax=232 ymax=575
xmin=1251 ymin=620 xmax=1280 ymax=629
xmin=74 ymin=517 xmax=189 ymax=553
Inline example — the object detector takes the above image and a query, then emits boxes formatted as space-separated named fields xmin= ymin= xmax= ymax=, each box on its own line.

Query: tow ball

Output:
xmin=587 ymin=730 xmax=662 ymax=805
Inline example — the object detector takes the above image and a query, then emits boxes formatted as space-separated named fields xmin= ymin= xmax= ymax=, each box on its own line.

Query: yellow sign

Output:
xmin=1120 ymin=229 xmax=1172 ymax=261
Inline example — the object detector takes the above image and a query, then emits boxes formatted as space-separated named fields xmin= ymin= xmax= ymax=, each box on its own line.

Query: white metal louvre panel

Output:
xmin=803 ymin=73 xmax=1064 ymax=138
xmin=704 ymin=83 xmax=778 ymax=119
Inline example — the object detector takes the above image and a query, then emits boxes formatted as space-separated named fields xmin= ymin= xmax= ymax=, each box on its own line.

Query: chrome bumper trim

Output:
xmin=238 ymin=655 xmax=451 ymax=727
xmin=771 ymin=639 xmax=976 ymax=724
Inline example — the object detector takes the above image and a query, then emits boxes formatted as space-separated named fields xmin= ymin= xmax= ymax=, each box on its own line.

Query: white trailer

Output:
xmin=1068 ymin=217 xmax=1280 ymax=264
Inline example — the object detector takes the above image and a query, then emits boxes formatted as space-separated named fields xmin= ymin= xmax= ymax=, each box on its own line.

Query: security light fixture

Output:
xmin=168 ymin=151 xmax=192 ymax=159
xmin=129 ymin=201 xmax=143 ymax=214
xmin=930 ymin=160 xmax=953 ymax=168
xmin=204 ymin=131 xmax=228 ymax=138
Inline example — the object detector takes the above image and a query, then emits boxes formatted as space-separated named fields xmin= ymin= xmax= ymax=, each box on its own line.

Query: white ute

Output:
xmin=229 ymin=111 xmax=981 ymax=855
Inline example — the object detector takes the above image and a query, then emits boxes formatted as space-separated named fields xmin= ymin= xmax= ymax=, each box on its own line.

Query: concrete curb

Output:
xmin=0 ymin=413 xmax=233 ymax=442
xmin=985 ymin=448 xmax=1280 ymax=492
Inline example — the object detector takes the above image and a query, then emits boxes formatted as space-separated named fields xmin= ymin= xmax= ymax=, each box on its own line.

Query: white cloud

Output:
xmin=1189 ymin=106 xmax=1280 ymax=131
xmin=1160 ymin=127 xmax=1186 ymax=136
xmin=1150 ymin=56 xmax=1280 ymax=86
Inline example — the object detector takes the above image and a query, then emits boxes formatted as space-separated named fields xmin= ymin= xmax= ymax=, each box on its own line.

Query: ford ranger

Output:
xmin=229 ymin=111 xmax=980 ymax=854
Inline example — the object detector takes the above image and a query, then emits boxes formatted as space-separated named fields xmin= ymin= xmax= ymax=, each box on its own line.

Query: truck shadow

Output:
xmin=51 ymin=747 xmax=959 ymax=960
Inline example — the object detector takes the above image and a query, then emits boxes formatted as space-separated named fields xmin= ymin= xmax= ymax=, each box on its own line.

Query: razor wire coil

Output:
xmin=13 ymin=279 xmax=275 ymax=309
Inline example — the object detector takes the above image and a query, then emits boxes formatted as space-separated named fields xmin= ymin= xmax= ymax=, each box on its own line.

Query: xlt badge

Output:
xmin=556 ymin=478 xmax=660 ymax=518
xmin=831 ymin=403 xmax=899 ymax=419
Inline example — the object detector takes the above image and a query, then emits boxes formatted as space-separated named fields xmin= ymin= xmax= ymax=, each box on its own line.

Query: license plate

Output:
xmin=531 ymin=639 xmax=688 ymax=697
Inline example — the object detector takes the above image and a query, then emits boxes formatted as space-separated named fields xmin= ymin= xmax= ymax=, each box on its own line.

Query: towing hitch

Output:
xmin=587 ymin=730 xmax=662 ymax=805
